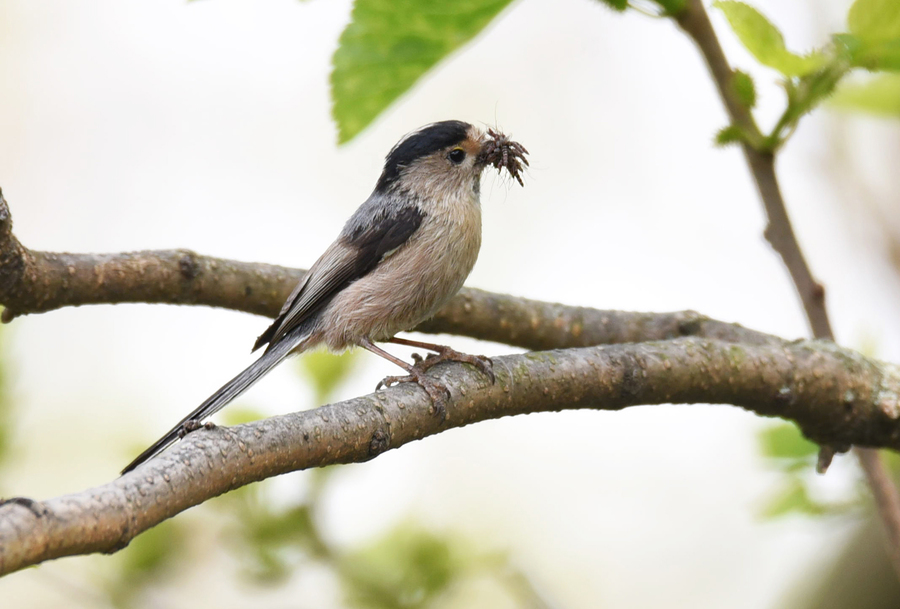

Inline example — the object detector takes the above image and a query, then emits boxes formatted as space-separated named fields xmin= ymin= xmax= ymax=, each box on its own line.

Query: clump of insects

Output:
xmin=479 ymin=128 xmax=529 ymax=186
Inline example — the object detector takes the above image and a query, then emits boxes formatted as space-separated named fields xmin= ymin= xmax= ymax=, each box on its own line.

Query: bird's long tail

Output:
xmin=121 ymin=334 xmax=301 ymax=474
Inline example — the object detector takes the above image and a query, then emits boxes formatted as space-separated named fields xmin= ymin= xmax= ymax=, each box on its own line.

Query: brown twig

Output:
xmin=3 ymin=335 xmax=900 ymax=575
xmin=675 ymin=0 xmax=900 ymax=578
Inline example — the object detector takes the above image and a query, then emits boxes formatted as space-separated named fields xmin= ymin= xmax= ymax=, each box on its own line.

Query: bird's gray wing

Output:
xmin=253 ymin=203 xmax=424 ymax=351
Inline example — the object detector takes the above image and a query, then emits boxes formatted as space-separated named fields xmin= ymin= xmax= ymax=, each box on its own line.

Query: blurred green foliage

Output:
xmin=106 ymin=520 xmax=186 ymax=609
xmin=848 ymin=0 xmax=900 ymax=47
xmin=757 ymin=423 xmax=860 ymax=519
xmin=341 ymin=525 xmax=467 ymax=609
xmin=831 ymin=73 xmax=900 ymax=116
xmin=758 ymin=423 xmax=819 ymax=462
xmin=222 ymin=483 xmax=326 ymax=583
xmin=299 ymin=350 xmax=362 ymax=403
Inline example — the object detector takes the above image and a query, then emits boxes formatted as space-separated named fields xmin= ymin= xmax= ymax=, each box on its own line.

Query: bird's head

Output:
xmin=375 ymin=120 xmax=528 ymax=200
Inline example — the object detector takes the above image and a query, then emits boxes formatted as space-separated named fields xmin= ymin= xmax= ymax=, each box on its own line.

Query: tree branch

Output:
xmin=675 ymin=0 xmax=900 ymax=577
xmin=0 ymin=189 xmax=774 ymax=351
xmin=3 ymin=335 xmax=900 ymax=575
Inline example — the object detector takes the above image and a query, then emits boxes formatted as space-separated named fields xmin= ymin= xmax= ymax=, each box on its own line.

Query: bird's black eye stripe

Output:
xmin=448 ymin=148 xmax=466 ymax=164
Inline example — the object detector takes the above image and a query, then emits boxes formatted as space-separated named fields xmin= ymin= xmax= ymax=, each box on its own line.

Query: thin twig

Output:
xmin=675 ymin=0 xmax=900 ymax=579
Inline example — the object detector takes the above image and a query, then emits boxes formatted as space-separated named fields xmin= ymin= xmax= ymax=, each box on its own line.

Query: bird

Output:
xmin=121 ymin=120 xmax=528 ymax=474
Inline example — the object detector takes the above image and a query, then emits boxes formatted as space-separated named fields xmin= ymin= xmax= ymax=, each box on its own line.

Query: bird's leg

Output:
xmin=388 ymin=336 xmax=495 ymax=383
xmin=359 ymin=338 xmax=449 ymax=421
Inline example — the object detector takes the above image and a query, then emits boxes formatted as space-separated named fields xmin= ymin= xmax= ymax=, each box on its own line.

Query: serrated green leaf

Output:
xmin=596 ymin=0 xmax=627 ymax=11
xmin=848 ymin=0 xmax=900 ymax=44
xmin=714 ymin=124 xmax=745 ymax=146
xmin=830 ymin=73 xmax=900 ymax=116
xmin=331 ymin=0 xmax=516 ymax=144
xmin=713 ymin=1 xmax=826 ymax=76
xmin=758 ymin=423 xmax=819 ymax=460
xmin=731 ymin=69 xmax=757 ymax=108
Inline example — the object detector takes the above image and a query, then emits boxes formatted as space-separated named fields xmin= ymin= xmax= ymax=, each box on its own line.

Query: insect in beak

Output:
xmin=477 ymin=128 xmax=530 ymax=186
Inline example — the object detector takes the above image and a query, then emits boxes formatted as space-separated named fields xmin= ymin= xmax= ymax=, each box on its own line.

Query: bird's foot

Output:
xmin=375 ymin=347 xmax=495 ymax=421
xmin=414 ymin=346 xmax=495 ymax=384
xmin=377 ymin=368 xmax=450 ymax=422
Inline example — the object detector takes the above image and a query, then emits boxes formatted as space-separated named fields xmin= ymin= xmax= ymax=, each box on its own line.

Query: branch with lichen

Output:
xmin=2 ymin=334 xmax=900 ymax=576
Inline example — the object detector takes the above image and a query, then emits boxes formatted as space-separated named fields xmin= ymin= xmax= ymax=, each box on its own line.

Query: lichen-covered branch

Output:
xmin=3 ymin=336 xmax=900 ymax=575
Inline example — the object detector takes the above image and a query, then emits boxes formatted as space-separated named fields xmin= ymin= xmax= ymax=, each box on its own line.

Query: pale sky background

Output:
xmin=2 ymin=0 xmax=900 ymax=607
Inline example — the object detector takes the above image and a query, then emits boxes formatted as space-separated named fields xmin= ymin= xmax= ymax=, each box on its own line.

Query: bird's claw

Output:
xmin=178 ymin=419 xmax=216 ymax=439
xmin=377 ymin=369 xmax=449 ymax=422
xmin=416 ymin=347 xmax=495 ymax=384
xmin=375 ymin=346 xmax=495 ymax=421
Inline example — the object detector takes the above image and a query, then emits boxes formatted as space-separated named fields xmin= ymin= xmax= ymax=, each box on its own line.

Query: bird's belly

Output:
xmin=318 ymin=216 xmax=481 ymax=349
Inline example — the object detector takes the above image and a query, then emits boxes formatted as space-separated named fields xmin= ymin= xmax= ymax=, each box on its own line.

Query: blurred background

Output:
xmin=1 ymin=0 xmax=900 ymax=607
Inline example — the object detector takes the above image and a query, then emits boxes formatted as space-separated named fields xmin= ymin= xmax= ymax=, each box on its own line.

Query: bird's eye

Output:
xmin=448 ymin=148 xmax=466 ymax=165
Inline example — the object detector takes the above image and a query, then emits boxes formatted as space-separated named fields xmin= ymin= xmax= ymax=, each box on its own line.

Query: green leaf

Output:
xmin=830 ymin=73 xmax=900 ymax=116
xmin=758 ymin=423 xmax=819 ymax=460
xmin=848 ymin=0 xmax=900 ymax=44
xmin=596 ymin=0 xmax=627 ymax=11
xmin=713 ymin=1 xmax=826 ymax=76
xmin=714 ymin=124 xmax=745 ymax=146
xmin=331 ymin=0 xmax=516 ymax=144
xmin=731 ymin=69 xmax=757 ymax=108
